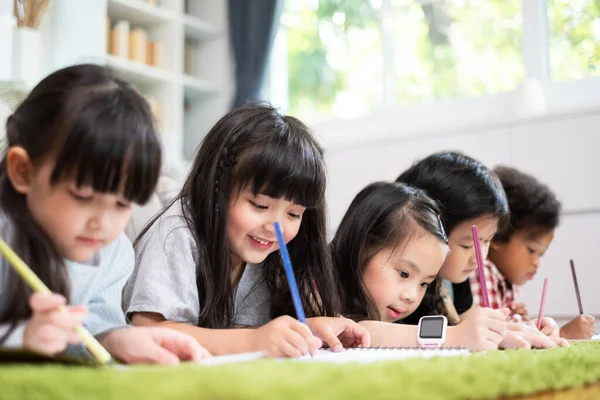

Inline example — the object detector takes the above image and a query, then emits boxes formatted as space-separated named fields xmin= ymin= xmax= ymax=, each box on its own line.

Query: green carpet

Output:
xmin=1 ymin=342 xmax=599 ymax=400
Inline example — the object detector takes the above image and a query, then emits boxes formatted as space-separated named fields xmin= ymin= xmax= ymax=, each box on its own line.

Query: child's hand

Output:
xmin=23 ymin=293 xmax=87 ymax=356
xmin=249 ymin=316 xmax=322 ymax=358
xmin=101 ymin=326 xmax=211 ymax=365
xmin=456 ymin=306 xmax=509 ymax=351
xmin=500 ymin=330 xmax=569 ymax=349
xmin=559 ymin=315 xmax=596 ymax=340
xmin=507 ymin=321 xmax=538 ymax=333
xmin=530 ymin=317 xmax=560 ymax=337
xmin=510 ymin=303 xmax=529 ymax=321
xmin=306 ymin=317 xmax=371 ymax=351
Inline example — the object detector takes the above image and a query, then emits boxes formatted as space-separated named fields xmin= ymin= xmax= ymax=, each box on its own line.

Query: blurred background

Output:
xmin=0 ymin=0 xmax=598 ymax=330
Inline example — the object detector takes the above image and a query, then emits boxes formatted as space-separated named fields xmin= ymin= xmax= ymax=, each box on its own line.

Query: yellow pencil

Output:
xmin=0 ymin=238 xmax=112 ymax=364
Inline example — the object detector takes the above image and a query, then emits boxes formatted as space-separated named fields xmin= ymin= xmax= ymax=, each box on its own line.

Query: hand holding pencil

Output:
xmin=0 ymin=238 xmax=112 ymax=364
xmin=561 ymin=259 xmax=596 ymax=340
xmin=23 ymin=293 xmax=88 ymax=356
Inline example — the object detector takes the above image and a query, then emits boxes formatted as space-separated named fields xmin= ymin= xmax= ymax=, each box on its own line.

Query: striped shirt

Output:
xmin=469 ymin=259 xmax=519 ymax=317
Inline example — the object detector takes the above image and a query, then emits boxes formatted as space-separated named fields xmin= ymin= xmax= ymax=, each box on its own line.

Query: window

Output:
xmin=281 ymin=0 xmax=383 ymax=121
xmin=390 ymin=0 xmax=522 ymax=105
xmin=274 ymin=0 xmax=523 ymax=121
xmin=548 ymin=0 xmax=600 ymax=82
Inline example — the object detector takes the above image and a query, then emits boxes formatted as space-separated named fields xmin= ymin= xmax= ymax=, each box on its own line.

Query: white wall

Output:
xmin=322 ymin=108 xmax=600 ymax=329
xmin=0 ymin=101 xmax=9 ymax=141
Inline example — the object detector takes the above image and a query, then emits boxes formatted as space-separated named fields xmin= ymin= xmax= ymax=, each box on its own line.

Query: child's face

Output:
xmin=24 ymin=161 xmax=133 ymax=263
xmin=489 ymin=228 xmax=555 ymax=286
xmin=227 ymin=186 xmax=306 ymax=268
xmin=362 ymin=232 xmax=446 ymax=323
xmin=442 ymin=215 xmax=499 ymax=283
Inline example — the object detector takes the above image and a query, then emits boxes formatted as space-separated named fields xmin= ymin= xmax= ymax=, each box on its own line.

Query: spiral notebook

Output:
xmin=295 ymin=347 xmax=470 ymax=364
xmin=201 ymin=347 xmax=470 ymax=366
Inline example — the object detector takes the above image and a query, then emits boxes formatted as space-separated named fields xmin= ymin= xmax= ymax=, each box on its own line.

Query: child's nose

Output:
xmin=468 ymin=251 xmax=478 ymax=268
xmin=262 ymin=220 xmax=276 ymax=236
xmin=88 ymin=209 xmax=112 ymax=231
xmin=88 ymin=215 xmax=103 ymax=231
xmin=401 ymin=287 xmax=418 ymax=303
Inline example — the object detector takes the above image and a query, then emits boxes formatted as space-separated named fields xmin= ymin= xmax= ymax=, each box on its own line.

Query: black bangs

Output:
xmin=50 ymin=85 xmax=161 ymax=205
xmin=231 ymin=129 xmax=326 ymax=208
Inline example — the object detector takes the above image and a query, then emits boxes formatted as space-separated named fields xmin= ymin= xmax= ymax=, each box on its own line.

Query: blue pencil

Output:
xmin=274 ymin=222 xmax=307 ymax=324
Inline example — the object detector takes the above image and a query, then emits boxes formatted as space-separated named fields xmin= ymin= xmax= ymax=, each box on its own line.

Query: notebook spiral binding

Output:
xmin=341 ymin=346 xmax=468 ymax=351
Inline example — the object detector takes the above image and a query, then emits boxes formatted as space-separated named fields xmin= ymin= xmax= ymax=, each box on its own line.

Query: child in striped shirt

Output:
xmin=471 ymin=166 xmax=595 ymax=339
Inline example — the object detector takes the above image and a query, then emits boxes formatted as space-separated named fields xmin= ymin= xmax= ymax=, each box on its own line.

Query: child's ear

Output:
xmin=490 ymin=241 xmax=501 ymax=251
xmin=6 ymin=146 xmax=34 ymax=195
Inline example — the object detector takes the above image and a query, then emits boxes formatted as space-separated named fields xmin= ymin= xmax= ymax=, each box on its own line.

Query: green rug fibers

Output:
xmin=1 ymin=342 xmax=599 ymax=400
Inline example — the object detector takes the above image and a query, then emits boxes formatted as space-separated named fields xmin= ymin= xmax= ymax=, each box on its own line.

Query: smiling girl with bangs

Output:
xmin=124 ymin=103 xmax=369 ymax=357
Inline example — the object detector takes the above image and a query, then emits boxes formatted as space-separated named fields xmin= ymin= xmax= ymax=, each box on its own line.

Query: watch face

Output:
xmin=419 ymin=316 xmax=445 ymax=338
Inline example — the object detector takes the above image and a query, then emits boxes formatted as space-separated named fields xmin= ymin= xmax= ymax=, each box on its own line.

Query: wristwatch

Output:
xmin=417 ymin=315 xmax=448 ymax=348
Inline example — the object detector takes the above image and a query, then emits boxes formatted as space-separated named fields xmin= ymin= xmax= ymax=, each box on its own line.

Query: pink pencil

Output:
xmin=536 ymin=278 xmax=549 ymax=330
xmin=471 ymin=225 xmax=489 ymax=307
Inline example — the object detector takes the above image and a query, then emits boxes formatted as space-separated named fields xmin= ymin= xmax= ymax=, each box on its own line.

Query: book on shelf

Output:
xmin=129 ymin=28 xmax=148 ymax=64
xmin=147 ymin=41 xmax=159 ymax=67
xmin=110 ymin=20 xmax=130 ymax=58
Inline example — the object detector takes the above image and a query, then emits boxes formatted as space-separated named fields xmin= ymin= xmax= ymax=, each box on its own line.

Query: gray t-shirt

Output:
xmin=122 ymin=200 xmax=271 ymax=327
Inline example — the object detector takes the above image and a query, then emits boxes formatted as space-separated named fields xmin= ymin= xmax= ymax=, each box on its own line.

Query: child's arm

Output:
xmin=357 ymin=320 xmax=420 ymax=347
xmin=133 ymin=312 xmax=256 ymax=354
xmin=360 ymin=307 xmax=509 ymax=351
xmin=132 ymin=312 xmax=322 ymax=357
xmin=97 ymin=326 xmax=210 ymax=364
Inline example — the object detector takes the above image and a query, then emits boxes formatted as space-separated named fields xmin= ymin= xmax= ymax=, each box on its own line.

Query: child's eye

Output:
xmin=398 ymin=270 xmax=409 ymax=279
xmin=250 ymin=201 xmax=268 ymax=210
xmin=420 ymin=282 xmax=430 ymax=288
xmin=287 ymin=212 xmax=302 ymax=220
xmin=460 ymin=245 xmax=473 ymax=250
xmin=527 ymin=247 xmax=536 ymax=255
xmin=70 ymin=192 xmax=92 ymax=202
xmin=117 ymin=201 xmax=132 ymax=210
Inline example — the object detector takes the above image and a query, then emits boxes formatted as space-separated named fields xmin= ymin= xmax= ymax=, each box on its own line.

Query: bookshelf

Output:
xmin=3 ymin=0 xmax=230 ymax=166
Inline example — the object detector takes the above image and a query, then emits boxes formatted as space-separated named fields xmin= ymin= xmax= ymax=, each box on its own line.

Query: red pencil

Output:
xmin=536 ymin=278 xmax=549 ymax=330
xmin=471 ymin=225 xmax=489 ymax=308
